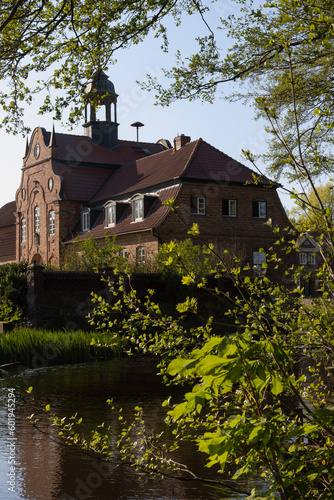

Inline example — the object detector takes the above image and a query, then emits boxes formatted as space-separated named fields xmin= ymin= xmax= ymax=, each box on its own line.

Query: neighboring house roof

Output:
xmin=297 ymin=234 xmax=321 ymax=252
xmin=0 ymin=227 xmax=16 ymax=262
xmin=0 ymin=201 xmax=16 ymax=228
xmin=0 ymin=201 xmax=16 ymax=263
xmin=66 ymin=185 xmax=181 ymax=243
xmin=90 ymin=138 xmax=274 ymax=204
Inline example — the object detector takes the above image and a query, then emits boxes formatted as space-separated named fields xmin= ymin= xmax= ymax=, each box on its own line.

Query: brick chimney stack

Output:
xmin=173 ymin=134 xmax=191 ymax=151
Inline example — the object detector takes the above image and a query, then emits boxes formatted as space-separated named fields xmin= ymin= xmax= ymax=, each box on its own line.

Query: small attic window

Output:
xmin=133 ymin=198 xmax=144 ymax=222
xmin=131 ymin=194 xmax=157 ymax=222
xmin=81 ymin=210 xmax=90 ymax=232
xmin=105 ymin=205 xmax=116 ymax=227
xmin=105 ymin=201 xmax=128 ymax=227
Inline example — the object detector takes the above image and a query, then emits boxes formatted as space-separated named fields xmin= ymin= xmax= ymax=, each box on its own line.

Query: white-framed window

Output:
xmin=49 ymin=210 xmax=55 ymax=236
xmin=252 ymin=200 xmax=267 ymax=219
xmin=191 ymin=196 xmax=206 ymax=215
xmin=105 ymin=205 xmax=116 ymax=227
xmin=222 ymin=199 xmax=237 ymax=217
xmin=253 ymin=250 xmax=267 ymax=274
xmin=21 ymin=219 xmax=26 ymax=243
xmin=82 ymin=211 xmax=90 ymax=232
xmin=34 ymin=206 xmax=40 ymax=233
xmin=136 ymin=246 xmax=145 ymax=264
xmin=133 ymin=198 xmax=144 ymax=222
xmin=299 ymin=252 xmax=307 ymax=265
xmin=120 ymin=249 xmax=129 ymax=258
xmin=300 ymin=252 xmax=316 ymax=265
xmin=308 ymin=253 xmax=316 ymax=265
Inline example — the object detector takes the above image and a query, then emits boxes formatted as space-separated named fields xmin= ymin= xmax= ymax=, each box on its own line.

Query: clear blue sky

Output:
xmin=0 ymin=4 xmax=293 ymax=211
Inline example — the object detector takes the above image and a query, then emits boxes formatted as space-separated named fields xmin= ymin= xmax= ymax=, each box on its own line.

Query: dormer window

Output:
xmin=81 ymin=210 xmax=90 ymax=232
xmin=131 ymin=194 xmax=156 ymax=222
xmin=132 ymin=197 xmax=144 ymax=222
xmin=105 ymin=205 xmax=116 ymax=227
xmin=105 ymin=201 xmax=127 ymax=227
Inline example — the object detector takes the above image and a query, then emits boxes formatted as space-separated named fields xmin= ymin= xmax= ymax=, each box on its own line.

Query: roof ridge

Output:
xmin=127 ymin=144 xmax=172 ymax=166
xmin=179 ymin=138 xmax=202 ymax=178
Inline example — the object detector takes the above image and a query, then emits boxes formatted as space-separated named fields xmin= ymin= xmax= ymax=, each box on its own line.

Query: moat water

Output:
xmin=0 ymin=357 xmax=260 ymax=500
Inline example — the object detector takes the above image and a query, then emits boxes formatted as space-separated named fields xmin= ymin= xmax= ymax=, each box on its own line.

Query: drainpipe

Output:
xmin=152 ymin=228 xmax=163 ymax=250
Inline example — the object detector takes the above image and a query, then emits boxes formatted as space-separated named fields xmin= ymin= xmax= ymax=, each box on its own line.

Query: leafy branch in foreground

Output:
xmin=39 ymin=231 xmax=334 ymax=499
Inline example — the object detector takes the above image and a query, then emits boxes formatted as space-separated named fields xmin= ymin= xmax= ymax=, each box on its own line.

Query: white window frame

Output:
xmin=191 ymin=196 xmax=206 ymax=215
xmin=253 ymin=250 xmax=267 ymax=274
xmin=82 ymin=211 xmax=90 ymax=232
xmin=120 ymin=249 xmax=129 ymax=258
xmin=299 ymin=252 xmax=307 ymax=265
xmin=133 ymin=198 xmax=144 ymax=222
xmin=21 ymin=219 xmax=26 ymax=243
xmin=222 ymin=199 xmax=237 ymax=217
xmin=105 ymin=205 xmax=116 ymax=227
xmin=49 ymin=210 xmax=55 ymax=236
xmin=34 ymin=206 xmax=40 ymax=233
xmin=136 ymin=246 xmax=145 ymax=264
xmin=253 ymin=200 xmax=267 ymax=219
xmin=308 ymin=253 xmax=315 ymax=265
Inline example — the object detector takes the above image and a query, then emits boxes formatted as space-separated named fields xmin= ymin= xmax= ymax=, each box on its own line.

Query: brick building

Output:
xmin=1 ymin=72 xmax=292 ymax=270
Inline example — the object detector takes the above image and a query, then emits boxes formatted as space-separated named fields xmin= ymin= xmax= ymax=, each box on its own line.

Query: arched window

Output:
xmin=21 ymin=219 xmax=26 ymax=243
xmin=136 ymin=246 xmax=145 ymax=264
xmin=49 ymin=210 xmax=55 ymax=236
xmin=34 ymin=206 xmax=40 ymax=233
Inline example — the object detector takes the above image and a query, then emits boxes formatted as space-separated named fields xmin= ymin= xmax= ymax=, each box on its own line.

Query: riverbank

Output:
xmin=0 ymin=328 xmax=125 ymax=368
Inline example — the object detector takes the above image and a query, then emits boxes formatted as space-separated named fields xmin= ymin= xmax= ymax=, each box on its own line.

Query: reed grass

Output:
xmin=0 ymin=328 xmax=125 ymax=368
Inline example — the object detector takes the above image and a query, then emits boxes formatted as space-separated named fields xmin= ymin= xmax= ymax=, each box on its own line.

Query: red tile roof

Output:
xmin=181 ymin=140 xmax=273 ymax=184
xmin=54 ymin=164 xmax=113 ymax=202
xmin=0 ymin=227 xmax=16 ymax=262
xmin=0 ymin=201 xmax=16 ymax=228
xmin=90 ymin=139 xmax=274 ymax=204
xmin=44 ymin=130 xmax=165 ymax=165
xmin=66 ymin=185 xmax=181 ymax=243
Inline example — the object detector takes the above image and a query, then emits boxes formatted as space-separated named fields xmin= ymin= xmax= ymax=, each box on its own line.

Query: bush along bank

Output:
xmin=0 ymin=328 xmax=126 ymax=368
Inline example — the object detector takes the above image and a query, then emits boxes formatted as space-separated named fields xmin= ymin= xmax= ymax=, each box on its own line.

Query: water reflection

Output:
xmin=0 ymin=358 xmax=247 ymax=500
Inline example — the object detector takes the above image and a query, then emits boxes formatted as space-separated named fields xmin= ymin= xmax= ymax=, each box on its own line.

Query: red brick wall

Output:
xmin=156 ymin=182 xmax=292 ymax=266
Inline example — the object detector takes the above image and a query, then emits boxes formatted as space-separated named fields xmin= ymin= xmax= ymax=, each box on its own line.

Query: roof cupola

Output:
xmin=83 ymin=71 xmax=119 ymax=149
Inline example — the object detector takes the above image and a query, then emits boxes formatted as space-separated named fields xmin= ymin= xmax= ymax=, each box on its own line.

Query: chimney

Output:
xmin=173 ymin=134 xmax=191 ymax=151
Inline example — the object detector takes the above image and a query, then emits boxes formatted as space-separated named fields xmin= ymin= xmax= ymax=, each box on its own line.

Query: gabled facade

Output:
xmin=1 ymin=72 xmax=292 ymax=270
xmin=296 ymin=234 xmax=323 ymax=296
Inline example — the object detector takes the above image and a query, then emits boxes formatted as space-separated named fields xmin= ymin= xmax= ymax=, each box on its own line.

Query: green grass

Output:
xmin=0 ymin=328 xmax=126 ymax=368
